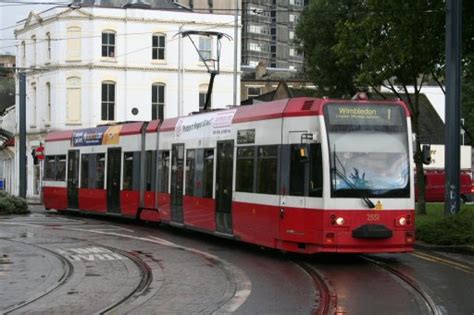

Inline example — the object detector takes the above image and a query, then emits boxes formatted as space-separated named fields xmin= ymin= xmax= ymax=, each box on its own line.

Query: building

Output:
xmin=14 ymin=2 xmax=240 ymax=199
xmin=240 ymin=61 xmax=314 ymax=102
xmin=0 ymin=55 xmax=16 ymax=78
xmin=178 ymin=0 xmax=307 ymax=71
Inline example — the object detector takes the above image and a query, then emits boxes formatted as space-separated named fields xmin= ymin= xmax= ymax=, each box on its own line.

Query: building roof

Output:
xmin=241 ymin=81 xmax=316 ymax=105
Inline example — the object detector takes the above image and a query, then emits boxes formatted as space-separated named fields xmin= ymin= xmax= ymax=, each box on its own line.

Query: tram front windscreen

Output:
xmin=324 ymin=103 xmax=410 ymax=198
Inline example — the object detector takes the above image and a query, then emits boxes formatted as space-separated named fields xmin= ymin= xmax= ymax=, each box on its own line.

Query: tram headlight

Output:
xmin=398 ymin=217 xmax=407 ymax=226
xmin=335 ymin=217 xmax=345 ymax=226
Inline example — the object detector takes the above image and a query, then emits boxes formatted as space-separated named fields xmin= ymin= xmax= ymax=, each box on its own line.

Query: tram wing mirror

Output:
xmin=298 ymin=144 xmax=310 ymax=163
xmin=422 ymin=144 xmax=432 ymax=165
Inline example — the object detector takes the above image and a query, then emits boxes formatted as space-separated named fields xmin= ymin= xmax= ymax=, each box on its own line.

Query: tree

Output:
xmin=461 ymin=0 xmax=474 ymax=143
xmin=0 ymin=77 xmax=15 ymax=114
xmin=295 ymin=0 xmax=361 ymax=98
xmin=296 ymin=0 xmax=445 ymax=214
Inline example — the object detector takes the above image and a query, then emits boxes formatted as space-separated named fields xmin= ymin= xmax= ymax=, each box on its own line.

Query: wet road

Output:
xmin=0 ymin=209 xmax=473 ymax=314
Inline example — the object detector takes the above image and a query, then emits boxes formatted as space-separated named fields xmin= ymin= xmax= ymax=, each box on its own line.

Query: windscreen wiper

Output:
xmin=332 ymin=146 xmax=375 ymax=209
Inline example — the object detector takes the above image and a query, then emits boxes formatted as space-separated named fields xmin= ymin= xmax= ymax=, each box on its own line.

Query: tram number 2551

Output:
xmin=367 ymin=213 xmax=380 ymax=221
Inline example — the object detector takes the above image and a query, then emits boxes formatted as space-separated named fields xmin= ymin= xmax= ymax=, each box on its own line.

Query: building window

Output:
xmin=46 ymin=32 xmax=51 ymax=61
xmin=67 ymin=27 xmax=81 ymax=61
xmin=66 ymin=77 xmax=81 ymax=123
xmin=31 ymin=82 xmax=36 ymax=127
xmin=208 ymin=0 xmax=213 ymax=13
xmin=199 ymin=36 xmax=212 ymax=60
xmin=289 ymin=31 xmax=294 ymax=40
xmin=101 ymin=81 xmax=115 ymax=121
xmin=102 ymin=31 xmax=115 ymax=57
xmin=152 ymin=33 xmax=165 ymax=60
xmin=21 ymin=41 xmax=25 ymax=66
xmin=199 ymin=84 xmax=210 ymax=110
xmin=152 ymin=83 xmax=165 ymax=120
xmin=46 ymin=82 xmax=51 ymax=124
xmin=249 ymin=42 xmax=261 ymax=52
xmin=247 ymin=87 xmax=261 ymax=99
xmin=31 ymin=35 xmax=36 ymax=65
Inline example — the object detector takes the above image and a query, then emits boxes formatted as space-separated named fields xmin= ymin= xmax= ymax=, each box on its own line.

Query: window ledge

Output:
xmin=151 ymin=60 xmax=167 ymax=65
xmin=29 ymin=125 xmax=37 ymax=129
xmin=101 ymin=58 xmax=117 ymax=63
xmin=65 ymin=122 xmax=82 ymax=125
xmin=44 ymin=123 xmax=51 ymax=127
xmin=66 ymin=59 xmax=82 ymax=62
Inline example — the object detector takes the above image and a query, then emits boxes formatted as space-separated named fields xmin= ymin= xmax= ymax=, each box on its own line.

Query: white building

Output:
xmin=14 ymin=3 xmax=241 ymax=199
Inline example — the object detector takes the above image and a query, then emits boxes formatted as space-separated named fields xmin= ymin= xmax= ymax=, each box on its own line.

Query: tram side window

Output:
xmin=159 ymin=150 xmax=170 ymax=193
xmin=123 ymin=152 xmax=140 ymax=191
xmin=96 ymin=154 xmax=105 ymax=189
xmin=81 ymin=154 xmax=89 ymax=188
xmin=236 ymin=147 xmax=255 ymax=193
xmin=146 ymin=151 xmax=157 ymax=191
xmin=56 ymin=155 xmax=66 ymax=181
xmin=185 ymin=149 xmax=195 ymax=196
xmin=44 ymin=156 xmax=55 ymax=180
xmin=309 ymin=143 xmax=323 ymax=197
xmin=290 ymin=144 xmax=305 ymax=196
xmin=203 ymin=148 xmax=214 ymax=198
xmin=257 ymin=146 xmax=278 ymax=194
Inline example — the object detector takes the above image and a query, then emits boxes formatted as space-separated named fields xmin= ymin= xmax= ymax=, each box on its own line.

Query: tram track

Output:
xmin=295 ymin=260 xmax=335 ymax=315
xmin=361 ymin=255 xmax=441 ymax=315
xmin=95 ymin=245 xmax=154 ymax=315
xmin=1 ymin=239 xmax=74 ymax=314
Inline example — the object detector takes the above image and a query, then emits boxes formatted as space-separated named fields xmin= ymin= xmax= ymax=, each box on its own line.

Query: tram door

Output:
xmin=67 ymin=150 xmax=79 ymax=209
xmin=107 ymin=148 xmax=121 ymax=214
xmin=215 ymin=140 xmax=234 ymax=235
xmin=170 ymin=144 xmax=184 ymax=223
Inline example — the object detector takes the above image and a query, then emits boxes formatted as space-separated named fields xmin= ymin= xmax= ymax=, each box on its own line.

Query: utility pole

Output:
xmin=444 ymin=0 xmax=462 ymax=215
xmin=233 ymin=0 xmax=239 ymax=106
xmin=19 ymin=71 xmax=26 ymax=198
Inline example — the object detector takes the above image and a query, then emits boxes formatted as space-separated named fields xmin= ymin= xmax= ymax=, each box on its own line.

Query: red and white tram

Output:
xmin=43 ymin=97 xmax=415 ymax=254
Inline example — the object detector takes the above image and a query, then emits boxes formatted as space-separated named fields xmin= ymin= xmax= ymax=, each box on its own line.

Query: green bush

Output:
xmin=0 ymin=192 xmax=29 ymax=215
xmin=416 ymin=207 xmax=474 ymax=245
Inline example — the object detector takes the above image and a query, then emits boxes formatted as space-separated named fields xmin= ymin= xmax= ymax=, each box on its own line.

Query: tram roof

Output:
xmin=46 ymin=98 xmax=410 ymax=142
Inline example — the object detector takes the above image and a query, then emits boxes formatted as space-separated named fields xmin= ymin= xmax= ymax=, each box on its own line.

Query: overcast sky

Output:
xmin=0 ymin=0 xmax=59 ymax=55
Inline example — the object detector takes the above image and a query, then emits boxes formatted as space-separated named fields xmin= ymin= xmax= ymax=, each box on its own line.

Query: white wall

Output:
xmin=14 ymin=5 xmax=241 ymax=198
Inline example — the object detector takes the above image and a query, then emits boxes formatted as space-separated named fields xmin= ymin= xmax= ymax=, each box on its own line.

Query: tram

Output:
xmin=43 ymin=97 xmax=415 ymax=254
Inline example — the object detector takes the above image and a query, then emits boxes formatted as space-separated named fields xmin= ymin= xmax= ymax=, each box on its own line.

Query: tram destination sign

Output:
xmin=325 ymin=103 xmax=404 ymax=126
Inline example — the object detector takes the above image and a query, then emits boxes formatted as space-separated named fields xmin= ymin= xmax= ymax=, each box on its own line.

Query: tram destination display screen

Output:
xmin=324 ymin=103 xmax=404 ymax=128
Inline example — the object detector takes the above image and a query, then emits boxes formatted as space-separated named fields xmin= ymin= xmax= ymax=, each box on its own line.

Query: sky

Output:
xmin=0 ymin=0 xmax=61 ymax=55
